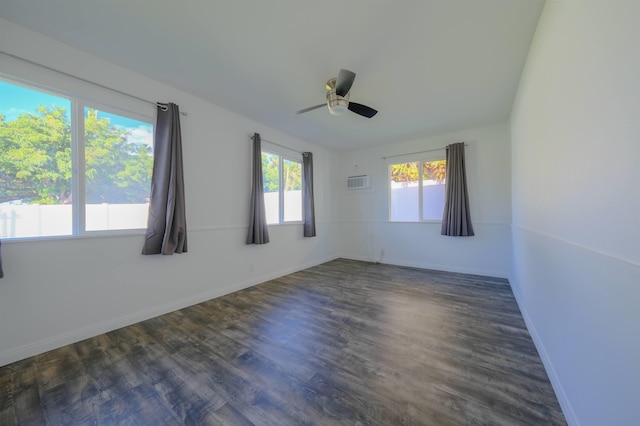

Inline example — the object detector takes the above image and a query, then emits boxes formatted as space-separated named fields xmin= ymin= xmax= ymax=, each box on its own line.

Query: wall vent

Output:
xmin=346 ymin=175 xmax=370 ymax=189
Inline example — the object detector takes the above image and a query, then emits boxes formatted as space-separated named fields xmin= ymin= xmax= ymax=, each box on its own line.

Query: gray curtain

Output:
xmin=441 ymin=142 xmax=474 ymax=236
xmin=247 ymin=133 xmax=270 ymax=244
xmin=0 ymin=240 xmax=4 ymax=278
xmin=302 ymin=152 xmax=316 ymax=237
xmin=142 ymin=103 xmax=188 ymax=255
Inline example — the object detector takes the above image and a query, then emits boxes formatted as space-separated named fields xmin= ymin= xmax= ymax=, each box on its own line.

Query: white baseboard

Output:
xmin=0 ymin=255 xmax=338 ymax=367
xmin=339 ymin=253 xmax=509 ymax=279
xmin=510 ymin=284 xmax=579 ymax=426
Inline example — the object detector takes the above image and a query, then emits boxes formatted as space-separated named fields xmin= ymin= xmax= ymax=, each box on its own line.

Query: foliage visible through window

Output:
xmin=262 ymin=150 xmax=302 ymax=224
xmin=389 ymin=159 xmax=446 ymax=221
xmin=0 ymin=79 xmax=153 ymax=238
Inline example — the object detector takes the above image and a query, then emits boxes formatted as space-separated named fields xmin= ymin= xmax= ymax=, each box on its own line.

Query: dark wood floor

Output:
xmin=0 ymin=259 xmax=566 ymax=425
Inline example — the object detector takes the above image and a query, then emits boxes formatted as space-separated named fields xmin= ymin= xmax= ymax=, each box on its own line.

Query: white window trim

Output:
xmin=261 ymin=143 xmax=304 ymax=226
xmin=0 ymin=72 xmax=155 ymax=240
xmin=387 ymin=152 xmax=446 ymax=223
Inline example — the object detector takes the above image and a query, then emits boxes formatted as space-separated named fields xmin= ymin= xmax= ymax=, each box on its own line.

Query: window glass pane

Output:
xmin=390 ymin=162 xmax=419 ymax=221
xmin=283 ymin=159 xmax=302 ymax=222
xmin=0 ymin=81 xmax=72 ymax=238
xmin=262 ymin=152 xmax=279 ymax=224
xmin=422 ymin=160 xmax=446 ymax=220
xmin=84 ymin=107 xmax=153 ymax=231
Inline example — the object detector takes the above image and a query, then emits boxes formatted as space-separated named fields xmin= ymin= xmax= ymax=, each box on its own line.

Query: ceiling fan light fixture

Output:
xmin=326 ymin=90 xmax=349 ymax=115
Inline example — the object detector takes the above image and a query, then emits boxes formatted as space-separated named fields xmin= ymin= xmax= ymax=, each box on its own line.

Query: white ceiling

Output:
xmin=0 ymin=0 xmax=545 ymax=151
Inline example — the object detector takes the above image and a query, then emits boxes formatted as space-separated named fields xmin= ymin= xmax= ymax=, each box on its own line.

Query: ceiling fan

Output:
xmin=296 ymin=69 xmax=378 ymax=118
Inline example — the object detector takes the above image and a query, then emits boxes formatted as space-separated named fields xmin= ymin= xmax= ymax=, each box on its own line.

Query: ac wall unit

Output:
xmin=346 ymin=175 xmax=370 ymax=189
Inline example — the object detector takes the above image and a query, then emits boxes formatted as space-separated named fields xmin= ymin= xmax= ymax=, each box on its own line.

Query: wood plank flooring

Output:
xmin=0 ymin=259 xmax=566 ymax=425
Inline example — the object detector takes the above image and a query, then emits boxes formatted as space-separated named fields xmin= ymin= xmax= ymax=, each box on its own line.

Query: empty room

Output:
xmin=0 ymin=1 xmax=638 ymax=425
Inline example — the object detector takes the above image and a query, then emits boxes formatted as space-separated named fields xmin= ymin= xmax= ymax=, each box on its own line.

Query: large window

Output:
xmin=262 ymin=150 xmax=302 ymax=224
xmin=389 ymin=158 xmax=446 ymax=222
xmin=0 ymin=78 xmax=153 ymax=239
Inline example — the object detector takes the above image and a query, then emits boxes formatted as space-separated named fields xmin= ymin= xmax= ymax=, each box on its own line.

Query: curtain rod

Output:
xmin=251 ymin=135 xmax=305 ymax=155
xmin=0 ymin=50 xmax=187 ymax=116
xmin=381 ymin=143 xmax=468 ymax=160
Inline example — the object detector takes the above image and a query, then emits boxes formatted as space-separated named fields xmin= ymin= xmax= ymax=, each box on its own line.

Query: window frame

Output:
xmin=388 ymin=153 xmax=447 ymax=223
xmin=261 ymin=144 xmax=303 ymax=226
xmin=0 ymin=74 xmax=155 ymax=241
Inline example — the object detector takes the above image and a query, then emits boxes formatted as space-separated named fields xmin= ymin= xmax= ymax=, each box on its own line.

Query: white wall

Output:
xmin=0 ymin=18 xmax=339 ymax=366
xmin=333 ymin=123 xmax=511 ymax=278
xmin=510 ymin=1 xmax=640 ymax=425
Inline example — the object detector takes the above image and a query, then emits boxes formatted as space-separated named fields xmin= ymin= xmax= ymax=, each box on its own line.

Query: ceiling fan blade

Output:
xmin=348 ymin=102 xmax=378 ymax=118
xmin=335 ymin=69 xmax=356 ymax=97
xmin=295 ymin=104 xmax=325 ymax=115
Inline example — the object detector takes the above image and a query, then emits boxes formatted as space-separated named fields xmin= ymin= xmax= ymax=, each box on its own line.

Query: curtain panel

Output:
xmin=441 ymin=142 xmax=474 ymax=237
xmin=247 ymin=133 xmax=270 ymax=244
xmin=302 ymin=152 xmax=316 ymax=237
xmin=142 ymin=103 xmax=188 ymax=255
xmin=0 ymin=240 xmax=4 ymax=278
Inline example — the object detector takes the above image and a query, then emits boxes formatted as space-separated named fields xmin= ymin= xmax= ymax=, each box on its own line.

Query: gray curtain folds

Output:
xmin=441 ymin=142 xmax=474 ymax=237
xmin=302 ymin=152 xmax=316 ymax=237
xmin=142 ymin=103 xmax=188 ymax=255
xmin=247 ymin=133 xmax=270 ymax=244
xmin=0 ymin=240 xmax=4 ymax=278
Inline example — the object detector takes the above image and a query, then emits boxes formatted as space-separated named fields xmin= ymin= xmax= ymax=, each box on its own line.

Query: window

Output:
xmin=0 ymin=78 xmax=153 ymax=239
xmin=389 ymin=158 xmax=446 ymax=222
xmin=262 ymin=150 xmax=302 ymax=224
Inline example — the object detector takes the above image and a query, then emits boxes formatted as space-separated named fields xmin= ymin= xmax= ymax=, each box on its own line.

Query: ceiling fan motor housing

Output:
xmin=325 ymin=77 xmax=350 ymax=115
xmin=327 ymin=91 xmax=349 ymax=115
